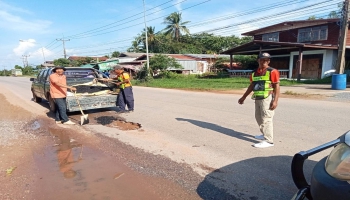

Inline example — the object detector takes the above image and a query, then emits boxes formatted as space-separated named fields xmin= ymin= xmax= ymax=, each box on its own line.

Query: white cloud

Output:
xmin=0 ymin=0 xmax=32 ymax=14
xmin=13 ymin=39 xmax=36 ymax=56
xmin=12 ymin=39 xmax=55 ymax=65
xmin=0 ymin=10 xmax=51 ymax=32
xmin=175 ymin=0 xmax=182 ymax=11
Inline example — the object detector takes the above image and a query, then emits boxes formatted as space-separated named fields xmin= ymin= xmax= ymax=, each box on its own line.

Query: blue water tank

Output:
xmin=331 ymin=74 xmax=347 ymax=90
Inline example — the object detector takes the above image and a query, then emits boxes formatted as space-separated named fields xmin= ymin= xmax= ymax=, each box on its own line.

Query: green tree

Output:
xmin=14 ymin=65 xmax=23 ymax=70
xmin=140 ymin=26 xmax=160 ymax=52
xmin=328 ymin=11 xmax=339 ymax=19
xmin=234 ymin=55 xmax=258 ymax=70
xmin=162 ymin=12 xmax=190 ymax=41
xmin=308 ymin=15 xmax=317 ymax=20
xmin=213 ymin=57 xmax=230 ymax=70
xmin=22 ymin=65 xmax=35 ymax=75
xmin=53 ymin=58 xmax=70 ymax=67
xmin=149 ymin=54 xmax=182 ymax=72
xmin=111 ymin=51 xmax=120 ymax=58
xmin=127 ymin=35 xmax=143 ymax=52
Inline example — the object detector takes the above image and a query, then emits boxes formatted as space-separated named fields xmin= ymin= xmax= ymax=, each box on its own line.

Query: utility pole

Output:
xmin=3 ymin=66 xmax=5 ymax=76
xmin=22 ymin=55 xmax=30 ymax=67
xmin=335 ymin=0 xmax=349 ymax=74
xmin=21 ymin=57 xmax=25 ymax=68
xmin=142 ymin=0 xmax=150 ymax=77
xmin=56 ymin=38 xmax=70 ymax=59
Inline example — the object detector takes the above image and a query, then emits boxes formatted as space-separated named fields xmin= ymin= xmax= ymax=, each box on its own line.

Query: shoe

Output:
xmin=55 ymin=121 xmax=62 ymax=124
xmin=128 ymin=110 xmax=134 ymax=113
xmin=254 ymin=135 xmax=265 ymax=140
xmin=253 ymin=141 xmax=274 ymax=148
xmin=63 ymin=120 xmax=76 ymax=125
xmin=116 ymin=110 xmax=127 ymax=113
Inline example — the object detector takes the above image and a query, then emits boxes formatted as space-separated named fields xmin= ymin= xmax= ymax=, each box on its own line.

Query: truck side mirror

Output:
xmin=30 ymin=78 xmax=35 ymax=81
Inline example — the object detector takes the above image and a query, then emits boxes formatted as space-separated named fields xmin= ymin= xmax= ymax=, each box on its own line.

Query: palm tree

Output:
xmin=162 ymin=12 xmax=190 ymax=41
xmin=328 ymin=11 xmax=339 ymax=19
xmin=141 ymin=26 xmax=158 ymax=52
xmin=127 ymin=35 xmax=142 ymax=52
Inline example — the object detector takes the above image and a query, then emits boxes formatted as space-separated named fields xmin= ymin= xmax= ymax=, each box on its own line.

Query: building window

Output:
xmin=298 ymin=26 xmax=328 ymax=42
xmin=262 ymin=32 xmax=279 ymax=42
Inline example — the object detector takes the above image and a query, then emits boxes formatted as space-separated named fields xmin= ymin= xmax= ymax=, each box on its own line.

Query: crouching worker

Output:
xmin=112 ymin=65 xmax=134 ymax=113
xmin=50 ymin=66 xmax=77 ymax=125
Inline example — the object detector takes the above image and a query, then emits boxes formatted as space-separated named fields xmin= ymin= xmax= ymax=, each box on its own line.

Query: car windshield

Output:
xmin=64 ymin=69 xmax=97 ymax=79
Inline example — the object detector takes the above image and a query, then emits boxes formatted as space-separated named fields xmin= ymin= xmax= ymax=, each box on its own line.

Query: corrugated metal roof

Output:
xmin=185 ymin=54 xmax=230 ymax=59
xmin=167 ymin=54 xmax=197 ymax=60
xmin=119 ymin=53 xmax=146 ymax=58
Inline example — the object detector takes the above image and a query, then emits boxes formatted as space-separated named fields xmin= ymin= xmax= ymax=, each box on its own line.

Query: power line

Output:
xmin=66 ymin=0 xmax=210 ymax=40
xmin=65 ymin=0 xmax=187 ymax=39
xmin=194 ymin=0 xmax=341 ymax=34
xmin=188 ymin=0 xmax=309 ymax=28
xmin=212 ymin=6 xmax=339 ymax=36
xmin=56 ymin=38 xmax=70 ymax=59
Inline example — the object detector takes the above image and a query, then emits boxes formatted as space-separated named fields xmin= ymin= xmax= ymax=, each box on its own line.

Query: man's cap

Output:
xmin=258 ymin=52 xmax=271 ymax=59
xmin=52 ymin=66 xmax=66 ymax=72
xmin=113 ymin=64 xmax=123 ymax=70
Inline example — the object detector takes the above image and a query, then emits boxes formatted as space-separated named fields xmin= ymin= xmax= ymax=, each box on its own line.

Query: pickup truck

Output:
xmin=30 ymin=67 xmax=118 ymax=112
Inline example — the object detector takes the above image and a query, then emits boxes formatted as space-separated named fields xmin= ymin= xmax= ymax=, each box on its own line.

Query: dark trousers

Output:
xmin=117 ymin=87 xmax=134 ymax=111
xmin=54 ymin=98 xmax=69 ymax=122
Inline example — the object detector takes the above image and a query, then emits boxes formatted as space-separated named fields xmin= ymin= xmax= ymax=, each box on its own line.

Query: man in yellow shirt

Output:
xmin=112 ymin=65 xmax=134 ymax=113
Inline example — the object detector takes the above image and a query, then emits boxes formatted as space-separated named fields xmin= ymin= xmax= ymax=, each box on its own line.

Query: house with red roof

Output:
xmin=222 ymin=18 xmax=348 ymax=79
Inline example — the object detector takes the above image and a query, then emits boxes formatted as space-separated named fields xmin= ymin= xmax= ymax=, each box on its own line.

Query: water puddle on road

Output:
xmin=31 ymin=121 xmax=41 ymax=130
xmin=31 ymin=127 xmax=160 ymax=200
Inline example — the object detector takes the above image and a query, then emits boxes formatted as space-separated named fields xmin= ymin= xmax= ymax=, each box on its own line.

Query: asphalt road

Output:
xmin=1 ymin=76 xmax=349 ymax=200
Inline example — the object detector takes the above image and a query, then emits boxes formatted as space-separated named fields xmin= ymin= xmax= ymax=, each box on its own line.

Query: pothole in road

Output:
xmin=95 ymin=116 xmax=141 ymax=131
xmin=68 ymin=112 xmax=141 ymax=131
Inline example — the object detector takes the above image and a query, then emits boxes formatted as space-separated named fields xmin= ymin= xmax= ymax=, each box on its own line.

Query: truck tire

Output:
xmin=48 ymin=95 xmax=56 ymax=112
xmin=32 ymin=90 xmax=42 ymax=103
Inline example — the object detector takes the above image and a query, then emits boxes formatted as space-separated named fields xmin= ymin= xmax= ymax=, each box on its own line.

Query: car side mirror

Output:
xmin=30 ymin=78 xmax=35 ymax=81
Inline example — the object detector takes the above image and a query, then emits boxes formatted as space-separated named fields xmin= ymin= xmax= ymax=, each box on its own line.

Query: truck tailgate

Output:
xmin=66 ymin=94 xmax=117 ymax=112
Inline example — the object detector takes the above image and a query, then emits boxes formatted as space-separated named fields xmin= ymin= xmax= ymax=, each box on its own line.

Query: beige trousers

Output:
xmin=255 ymin=95 xmax=274 ymax=143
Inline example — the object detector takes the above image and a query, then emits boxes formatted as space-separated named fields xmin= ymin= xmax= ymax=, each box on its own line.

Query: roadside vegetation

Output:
xmin=133 ymin=72 xmax=301 ymax=90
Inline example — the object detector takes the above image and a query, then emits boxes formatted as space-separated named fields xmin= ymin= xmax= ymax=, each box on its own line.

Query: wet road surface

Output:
xmin=0 ymin=92 xmax=203 ymax=200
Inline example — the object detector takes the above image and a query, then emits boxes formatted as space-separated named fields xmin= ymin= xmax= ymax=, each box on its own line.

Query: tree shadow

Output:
xmin=176 ymin=118 xmax=257 ymax=143
xmin=197 ymin=155 xmax=317 ymax=200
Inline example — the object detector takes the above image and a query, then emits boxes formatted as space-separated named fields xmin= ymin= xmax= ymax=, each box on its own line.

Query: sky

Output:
xmin=0 ymin=0 xmax=341 ymax=69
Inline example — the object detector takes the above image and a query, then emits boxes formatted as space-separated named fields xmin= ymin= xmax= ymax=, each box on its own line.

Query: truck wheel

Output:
xmin=48 ymin=95 xmax=56 ymax=112
xmin=32 ymin=90 xmax=42 ymax=103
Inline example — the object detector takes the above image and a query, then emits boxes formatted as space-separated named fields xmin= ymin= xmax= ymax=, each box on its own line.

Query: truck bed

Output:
xmin=66 ymin=94 xmax=117 ymax=112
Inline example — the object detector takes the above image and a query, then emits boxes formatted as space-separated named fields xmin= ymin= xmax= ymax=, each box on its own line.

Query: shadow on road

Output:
xmin=176 ymin=118 xmax=257 ymax=143
xmin=196 ymin=155 xmax=317 ymax=200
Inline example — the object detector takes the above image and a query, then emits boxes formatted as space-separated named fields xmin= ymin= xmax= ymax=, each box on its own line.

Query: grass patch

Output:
xmin=301 ymin=76 xmax=332 ymax=84
xmin=132 ymin=76 xmax=302 ymax=90
xmin=133 ymin=77 xmax=250 ymax=90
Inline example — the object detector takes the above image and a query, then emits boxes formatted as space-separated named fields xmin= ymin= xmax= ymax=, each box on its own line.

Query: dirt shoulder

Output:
xmin=0 ymin=88 xmax=210 ymax=199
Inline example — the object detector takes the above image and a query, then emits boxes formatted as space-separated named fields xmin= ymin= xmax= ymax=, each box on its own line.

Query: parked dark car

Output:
xmin=30 ymin=67 xmax=117 ymax=112
xmin=291 ymin=130 xmax=350 ymax=200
